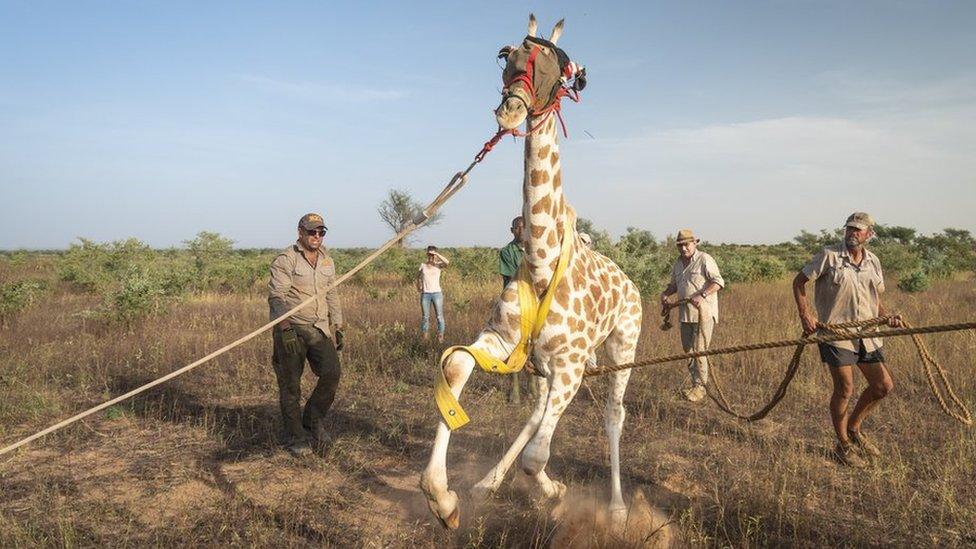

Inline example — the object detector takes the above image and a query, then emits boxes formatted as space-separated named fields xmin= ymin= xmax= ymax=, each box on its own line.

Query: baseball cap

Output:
xmin=845 ymin=212 xmax=875 ymax=230
xmin=299 ymin=213 xmax=326 ymax=230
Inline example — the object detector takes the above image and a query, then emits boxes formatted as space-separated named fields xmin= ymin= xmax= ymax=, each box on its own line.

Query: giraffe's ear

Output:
xmin=549 ymin=19 xmax=564 ymax=45
xmin=527 ymin=13 xmax=537 ymax=37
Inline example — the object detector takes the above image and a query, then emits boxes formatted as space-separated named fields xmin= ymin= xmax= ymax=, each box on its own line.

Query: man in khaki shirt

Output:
xmin=660 ymin=229 xmax=725 ymax=402
xmin=268 ymin=213 xmax=345 ymax=457
xmin=793 ymin=212 xmax=903 ymax=467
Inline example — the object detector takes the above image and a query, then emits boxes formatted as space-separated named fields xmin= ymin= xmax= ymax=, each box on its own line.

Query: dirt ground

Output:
xmin=1 ymin=276 xmax=975 ymax=547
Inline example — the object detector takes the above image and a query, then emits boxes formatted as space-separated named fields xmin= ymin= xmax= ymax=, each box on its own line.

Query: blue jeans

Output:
xmin=421 ymin=292 xmax=445 ymax=335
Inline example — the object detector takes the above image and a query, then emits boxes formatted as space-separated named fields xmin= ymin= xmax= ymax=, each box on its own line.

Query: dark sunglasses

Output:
xmin=304 ymin=228 xmax=327 ymax=237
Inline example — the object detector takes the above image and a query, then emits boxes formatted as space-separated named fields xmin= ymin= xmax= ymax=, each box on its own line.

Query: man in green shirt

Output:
xmin=499 ymin=216 xmax=525 ymax=288
xmin=498 ymin=216 xmax=527 ymax=403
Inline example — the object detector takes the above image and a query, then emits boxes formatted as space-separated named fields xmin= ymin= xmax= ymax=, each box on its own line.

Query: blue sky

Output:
xmin=2 ymin=1 xmax=974 ymax=249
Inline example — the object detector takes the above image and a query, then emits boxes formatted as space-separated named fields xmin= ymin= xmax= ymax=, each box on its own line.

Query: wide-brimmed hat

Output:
xmin=675 ymin=229 xmax=700 ymax=244
xmin=845 ymin=212 xmax=875 ymax=230
xmin=299 ymin=213 xmax=326 ymax=230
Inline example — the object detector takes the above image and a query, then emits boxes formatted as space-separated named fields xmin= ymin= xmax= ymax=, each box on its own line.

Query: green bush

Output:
xmin=873 ymin=241 xmax=921 ymax=275
xmin=0 ymin=279 xmax=45 ymax=325
xmin=604 ymin=228 xmax=671 ymax=298
xmin=58 ymin=238 xmax=156 ymax=293
xmin=897 ymin=270 xmax=931 ymax=293
xmin=103 ymin=265 xmax=188 ymax=326
xmin=446 ymin=247 xmax=497 ymax=282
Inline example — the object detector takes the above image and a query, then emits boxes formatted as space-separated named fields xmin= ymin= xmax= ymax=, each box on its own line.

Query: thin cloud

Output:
xmin=237 ymin=74 xmax=408 ymax=103
xmin=567 ymin=95 xmax=975 ymax=242
xmin=817 ymin=71 xmax=976 ymax=109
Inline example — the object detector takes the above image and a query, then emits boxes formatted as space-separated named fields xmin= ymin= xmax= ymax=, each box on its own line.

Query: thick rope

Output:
xmin=0 ymin=167 xmax=486 ymax=458
xmin=0 ymin=84 xmax=583 ymax=457
xmin=591 ymin=305 xmax=973 ymax=425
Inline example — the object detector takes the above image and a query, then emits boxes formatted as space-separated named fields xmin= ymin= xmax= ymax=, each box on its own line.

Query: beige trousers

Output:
xmin=680 ymin=317 xmax=714 ymax=386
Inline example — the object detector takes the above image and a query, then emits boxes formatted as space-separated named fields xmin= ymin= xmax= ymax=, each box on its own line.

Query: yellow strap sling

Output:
xmin=434 ymin=229 xmax=574 ymax=430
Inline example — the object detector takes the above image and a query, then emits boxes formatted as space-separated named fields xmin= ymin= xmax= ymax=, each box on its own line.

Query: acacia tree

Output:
xmin=377 ymin=189 xmax=443 ymax=246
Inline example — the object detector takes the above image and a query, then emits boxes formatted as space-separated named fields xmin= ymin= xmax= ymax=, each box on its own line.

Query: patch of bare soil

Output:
xmin=550 ymin=486 xmax=673 ymax=548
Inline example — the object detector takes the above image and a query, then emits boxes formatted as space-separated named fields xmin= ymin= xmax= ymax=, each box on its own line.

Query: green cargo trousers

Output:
xmin=272 ymin=324 xmax=341 ymax=444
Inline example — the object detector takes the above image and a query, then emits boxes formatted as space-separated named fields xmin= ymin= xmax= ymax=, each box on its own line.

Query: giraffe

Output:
xmin=420 ymin=15 xmax=643 ymax=530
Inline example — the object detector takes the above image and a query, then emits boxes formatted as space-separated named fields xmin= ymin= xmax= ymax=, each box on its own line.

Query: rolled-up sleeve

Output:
xmin=704 ymin=254 xmax=725 ymax=288
xmin=801 ymin=249 xmax=829 ymax=281
xmin=268 ymin=253 xmax=294 ymax=320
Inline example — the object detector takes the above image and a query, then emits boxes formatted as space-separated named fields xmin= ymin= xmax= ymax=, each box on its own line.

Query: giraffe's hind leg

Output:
xmin=603 ymin=316 xmax=640 ymax=530
xmin=471 ymin=374 xmax=550 ymax=499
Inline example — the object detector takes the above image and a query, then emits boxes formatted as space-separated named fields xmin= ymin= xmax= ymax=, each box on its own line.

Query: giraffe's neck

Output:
xmin=522 ymin=115 xmax=566 ymax=292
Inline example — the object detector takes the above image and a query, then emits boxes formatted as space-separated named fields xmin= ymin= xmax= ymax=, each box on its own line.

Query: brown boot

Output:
xmin=847 ymin=429 xmax=881 ymax=458
xmin=833 ymin=442 xmax=868 ymax=467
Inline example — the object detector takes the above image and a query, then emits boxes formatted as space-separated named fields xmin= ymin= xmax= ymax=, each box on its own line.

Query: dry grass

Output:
xmin=1 ymin=265 xmax=975 ymax=547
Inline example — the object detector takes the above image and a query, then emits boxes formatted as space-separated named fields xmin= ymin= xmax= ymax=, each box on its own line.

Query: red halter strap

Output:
xmin=503 ymin=45 xmax=540 ymax=111
xmin=501 ymin=45 xmax=580 ymax=139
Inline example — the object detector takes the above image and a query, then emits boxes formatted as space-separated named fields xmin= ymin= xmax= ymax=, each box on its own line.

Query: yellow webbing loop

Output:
xmin=434 ymin=229 xmax=574 ymax=430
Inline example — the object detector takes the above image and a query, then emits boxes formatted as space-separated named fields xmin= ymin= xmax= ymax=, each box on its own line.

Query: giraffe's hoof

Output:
xmin=442 ymin=505 xmax=461 ymax=530
xmin=609 ymin=505 xmax=628 ymax=533
xmin=542 ymin=479 xmax=566 ymax=500
xmin=420 ymin=483 xmax=460 ymax=530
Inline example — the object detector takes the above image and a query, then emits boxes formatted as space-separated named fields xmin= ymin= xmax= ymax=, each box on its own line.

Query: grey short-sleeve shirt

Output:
xmin=802 ymin=243 xmax=885 ymax=352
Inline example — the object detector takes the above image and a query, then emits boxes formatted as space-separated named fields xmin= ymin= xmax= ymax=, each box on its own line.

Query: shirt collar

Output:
xmin=839 ymin=242 xmax=873 ymax=268
xmin=294 ymin=240 xmax=325 ymax=255
xmin=839 ymin=241 xmax=851 ymax=259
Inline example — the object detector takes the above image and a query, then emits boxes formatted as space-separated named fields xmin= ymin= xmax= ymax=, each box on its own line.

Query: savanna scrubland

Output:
xmin=1 ymin=225 xmax=974 ymax=547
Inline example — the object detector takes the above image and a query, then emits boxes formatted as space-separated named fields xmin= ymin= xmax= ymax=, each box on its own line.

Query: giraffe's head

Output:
xmin=494 ymin=14 xmax=586 ymax=130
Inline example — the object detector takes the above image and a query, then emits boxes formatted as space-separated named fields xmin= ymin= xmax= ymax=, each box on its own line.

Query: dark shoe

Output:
xmin=847 ymin=430 xmax=881 ymax=458
xmin=833 ymin=442 xmax=867 ymax=467
xmin=286 ymin=439 xmax=312 ymax=458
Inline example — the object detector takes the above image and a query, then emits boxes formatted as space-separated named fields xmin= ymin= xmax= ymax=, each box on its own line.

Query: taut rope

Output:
xmin=591 ymin=301 xmax=973 ymax=425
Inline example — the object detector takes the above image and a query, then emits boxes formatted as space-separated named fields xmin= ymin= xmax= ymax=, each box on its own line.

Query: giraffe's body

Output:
xmin=420 ymin=15 xmax=642 ymax=530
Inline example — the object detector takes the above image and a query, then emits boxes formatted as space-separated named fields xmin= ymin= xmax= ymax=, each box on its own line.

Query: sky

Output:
xmin=1 ymin=1 xmax=974 ymax=250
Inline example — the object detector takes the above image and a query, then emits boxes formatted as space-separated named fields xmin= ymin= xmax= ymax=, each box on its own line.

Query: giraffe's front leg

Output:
xmin=520 ymin=358 xmax=583 ymax=499
xmin=419 ymin=348 xmax=475 ymax=530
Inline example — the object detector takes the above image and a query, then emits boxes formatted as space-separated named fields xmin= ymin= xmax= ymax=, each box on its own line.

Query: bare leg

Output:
xmin=826 ymin=365 xmax=855 ymax=444
xmin=848 ymin=362 xmax=893 ymax=432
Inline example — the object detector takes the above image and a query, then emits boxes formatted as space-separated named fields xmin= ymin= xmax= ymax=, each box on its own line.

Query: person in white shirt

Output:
xmin=416 ymin=245 xmax=450 ymax=343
